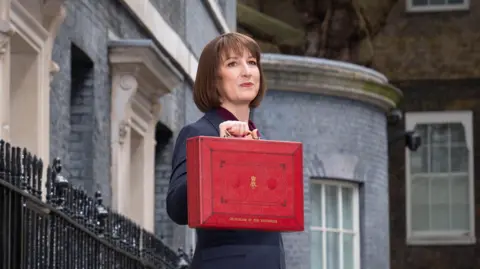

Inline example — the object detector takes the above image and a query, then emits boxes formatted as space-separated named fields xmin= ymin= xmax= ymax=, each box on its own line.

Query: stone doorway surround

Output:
xmin=0 ymin=0 xmax=65 ymax=197
xmin=108 ymin=39 xmax=182 ymax=232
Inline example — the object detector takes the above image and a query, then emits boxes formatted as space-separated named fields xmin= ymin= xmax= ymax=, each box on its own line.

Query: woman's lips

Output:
xmin=240 ymin=82 xmax=254 ymax=87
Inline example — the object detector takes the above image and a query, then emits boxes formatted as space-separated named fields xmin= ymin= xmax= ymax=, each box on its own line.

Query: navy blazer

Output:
xmin=167 ymin=110 xmax=286 ymax=269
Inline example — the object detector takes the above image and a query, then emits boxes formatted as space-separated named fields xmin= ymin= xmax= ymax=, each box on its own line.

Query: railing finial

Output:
xmin=95 ymin=191 xmax=108 ymax=237
xmin=51 ymin=158 xmax=68 ymax=210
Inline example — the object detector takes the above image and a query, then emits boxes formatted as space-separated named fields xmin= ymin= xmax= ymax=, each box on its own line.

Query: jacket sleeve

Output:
xmin=166 ymin=124 xmax=202 ymax=225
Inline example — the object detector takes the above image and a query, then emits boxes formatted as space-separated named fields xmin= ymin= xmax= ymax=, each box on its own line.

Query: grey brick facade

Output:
xmin=50 ymin=0 xmax=228 ymax=248
xmin=149 ymin=0 xmax=229 ymax=248
xmin=149 ymin=0 xmax=186 ymax=41
xmin=255 ymin=91 xmax=390 ymax=269
xmin=50 ymin=0 xmax=150 ymax=204
xmin=217 ymin=0 xmax=237 ymax=31
xmin=148 ymin=0 xmax=236 ymax=58
xmin=185 ymin=1 xmax=221 ymax=58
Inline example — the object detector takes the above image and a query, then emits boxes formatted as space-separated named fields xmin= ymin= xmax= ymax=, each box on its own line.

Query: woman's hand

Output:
xmin=219 ymin=121 xmax=257 ymax=138
xmin=244 ymin=129 xmax=259 ymax=140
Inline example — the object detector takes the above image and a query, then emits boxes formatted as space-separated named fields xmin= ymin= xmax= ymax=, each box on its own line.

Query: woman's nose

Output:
xmin=241 ymin=62 xmax=251 ymax=76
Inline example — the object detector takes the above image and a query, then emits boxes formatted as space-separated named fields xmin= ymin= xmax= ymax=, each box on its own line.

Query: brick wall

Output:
xmin=185 ymin=1 xmax=222 ymax=58
xmin=148 ymin=0 xmax=222 ymax=249
xmin=149 ymin=0 xmax=236 ymax=57
xmin=50 ymin=0 xmax=229 ymax=252
xmin=217 ymin=0 xmax=237 ymax=31
xmin=68 ymin=45 xmax=94 ymax=190
xmin=372 ymin=1 xmax=480 ymax=81
xmin=155 ymin=82 xmax=188 ymax=248
xmin=255 ymin=90 xmax=390 ymax=269
xmin=149 ymin=0 xmax=186 ymax=40
xmin=50 ymin=0 xmax=150 ymax=204
xmin=388 ymin=79 xmax=480 ymax=269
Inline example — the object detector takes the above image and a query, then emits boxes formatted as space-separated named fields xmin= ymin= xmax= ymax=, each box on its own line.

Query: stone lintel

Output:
xmin=108 ymin=39 xmax=183 ymax=99
xmin=261 ymin=53 xmax=403 ymax=112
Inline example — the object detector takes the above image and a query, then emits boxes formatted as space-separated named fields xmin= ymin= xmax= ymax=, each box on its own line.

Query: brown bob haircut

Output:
xmin=193 ymin=32 xmax=267 ymax=113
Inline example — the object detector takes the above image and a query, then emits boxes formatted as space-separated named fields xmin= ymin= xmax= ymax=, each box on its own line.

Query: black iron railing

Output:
xmin=0 ymin=139 xmax=191 ymax=269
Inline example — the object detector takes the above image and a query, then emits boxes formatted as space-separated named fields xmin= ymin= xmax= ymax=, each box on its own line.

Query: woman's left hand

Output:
xmin=243 ymin=129 xmax=259 ymax=140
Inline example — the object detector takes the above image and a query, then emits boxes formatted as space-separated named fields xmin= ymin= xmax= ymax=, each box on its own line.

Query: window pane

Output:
xmin=310 ymin=231 xmax=323 ymax=269
xmin=430 ymin=0 xmax=447 ymax=5
xmin=450 ymin=123 xmax=466 ymax=143
xmin=451 ymin=176 xmax=469 ymax=204
xmin=431 ymin=204 xmax=450 ymax=230
xmin=411 ymin=176 xmax=429 ymax=205
xmin=412 ymin=0 xmax=428 ymax=6
xmin=326 ymin=232 xmax=339 ymax=269
xmin=342 ymin=187 xmax=353 ymax=230
xmin=415 ymin=124 xmax=429 ymax=145
xmin=451 ymin=146 xmax=468 ymax=172
xmin=430 ymin=146 xmax=448 ymax=173
xmin=430 ymin=177 xmax=449 ymax=205
xmin=430 ymin=124 xmax=448 ymax=145
xmin=430 ymin=177 xmax=450 ymax=230
xmin=451 ymin=204 xmax=470 ymax=230
xmin=311 ymin=183 xmax=323 ymax=227
xmin=343 ymin=234 xmax=354 ymax=269
xmin=448 ymin=0 xmax=464 ymax=4
xmin=451 ymin=176 xmax=470 ymax=230
xmin=412 ymin=204 xmax=430 ymax=231
xmin=325 ymin=185 xmax=338 ymax=228
xmin=411 ymin=176 xmax=430 ymax=231
xmin=410 ymin=146 xmax=428 ymax=173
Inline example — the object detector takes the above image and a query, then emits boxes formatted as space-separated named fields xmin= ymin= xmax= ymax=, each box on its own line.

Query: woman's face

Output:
xmin=217 ymin=49 xmax=260 ymax=107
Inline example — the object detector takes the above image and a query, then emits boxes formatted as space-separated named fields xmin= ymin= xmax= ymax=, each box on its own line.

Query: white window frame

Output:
xmin=405 ymin=111 xmax=475 ymax=245
xmin=406 ymin=0 xmax=470 ymax=13
xmin=310 ymin=179 xmax=361 ymax=269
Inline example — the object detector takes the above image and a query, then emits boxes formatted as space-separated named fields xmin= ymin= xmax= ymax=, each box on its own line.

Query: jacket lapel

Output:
xmin=203 ymin=110 xmax=224 ymax=136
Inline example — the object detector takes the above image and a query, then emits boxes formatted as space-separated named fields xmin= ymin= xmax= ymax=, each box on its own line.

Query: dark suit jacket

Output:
xmin=167 ymin=110 xmax=286 ymax=269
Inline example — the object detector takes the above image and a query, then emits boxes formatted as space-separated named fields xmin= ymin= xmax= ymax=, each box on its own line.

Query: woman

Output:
xmin=166 ymin=32 xmax=285 ymax=269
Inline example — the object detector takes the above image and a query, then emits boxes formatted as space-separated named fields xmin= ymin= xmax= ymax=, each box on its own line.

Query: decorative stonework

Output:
xmin=49 ymin=61 xmax=60 ymax=81
xmin=108 ymin=39 xmax=183 ymax=231
xmin=261 ymin=53 xmax=403 ymax=111
xmin=42 ymin=0 xmax=67 ymax=35
xmin=109 ymin=39 xmax=183 ymax=97
xmin=118 ymin=119 xmax=131 ymax=145
xmin=111 ymin=74 xmax=138 ymax=144
xmin=0 ymin=20 xmax=15 ymax=57
xmin=0 ymin=0 xmax=67 ymax=200
xmin=120 ymin=74 xmax=138 ymax=91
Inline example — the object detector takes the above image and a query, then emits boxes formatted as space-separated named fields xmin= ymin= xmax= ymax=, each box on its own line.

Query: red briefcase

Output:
xmin=186 ymin=136 xmax=304 ymax=232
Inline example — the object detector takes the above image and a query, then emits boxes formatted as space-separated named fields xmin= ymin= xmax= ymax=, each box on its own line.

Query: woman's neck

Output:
xmin=220 ymin=104 xmax=250 ymax=122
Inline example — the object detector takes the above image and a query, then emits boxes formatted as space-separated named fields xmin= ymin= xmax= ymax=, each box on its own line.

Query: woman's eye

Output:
xmin=248 ymin=61 xmax=257 ymax=65
xmin=227 ymin=62 xmax=237 ymax=67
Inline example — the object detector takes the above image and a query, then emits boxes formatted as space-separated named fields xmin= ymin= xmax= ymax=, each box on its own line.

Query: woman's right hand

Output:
xmin=219 ymin=121 xmax=252 ymax=138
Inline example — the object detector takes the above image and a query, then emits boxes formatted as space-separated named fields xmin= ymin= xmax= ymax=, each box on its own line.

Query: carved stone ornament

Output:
xmin=119 ymin=74 xmax=138 ymax=91
xmin=151 ymin=102 xmax=162 ymax=120
xmin=49 ymin=61 xmax=60 ymax=81
xmin=118 ymin=119 xmax=131 ymax=145
xmin=0 ymin=20 xmax=15 ymax=56
xmin=42 ymin=0 xmax=67 ymax=35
